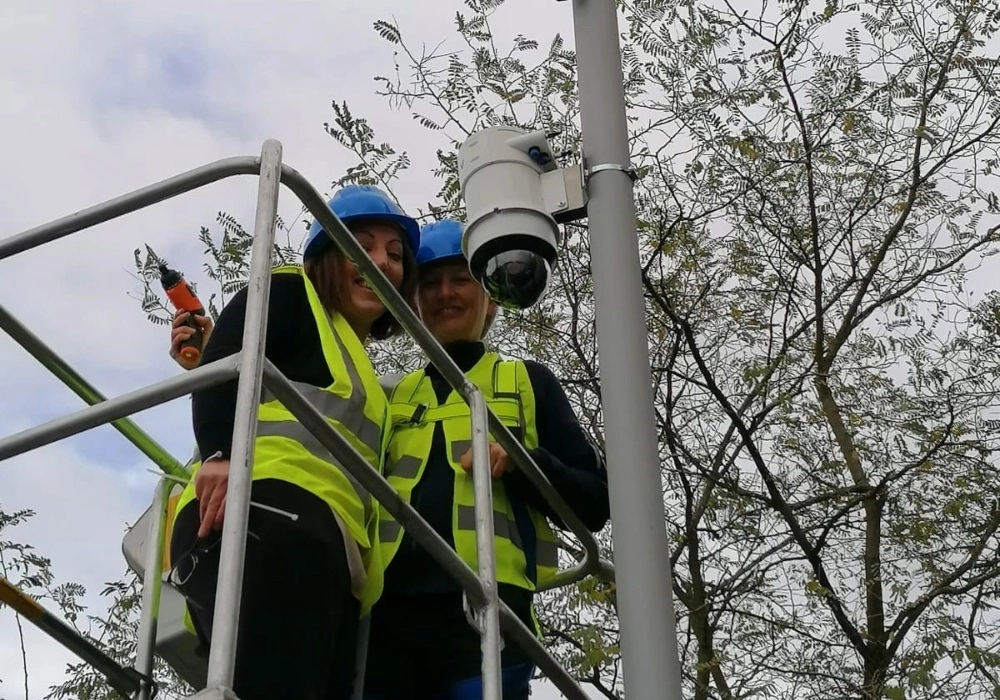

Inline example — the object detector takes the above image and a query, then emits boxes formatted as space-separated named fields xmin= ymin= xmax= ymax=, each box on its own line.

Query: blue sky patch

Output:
xmin=87 ymin=26 xmax=249 ymax=136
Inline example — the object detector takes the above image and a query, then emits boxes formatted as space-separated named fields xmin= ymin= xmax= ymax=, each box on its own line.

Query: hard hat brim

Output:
xmin=304 ymin=212 xmax=421 ymax=260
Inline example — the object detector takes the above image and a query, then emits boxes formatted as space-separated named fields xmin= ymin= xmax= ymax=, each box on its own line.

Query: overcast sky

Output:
xmin=0 ymin=1 xmax=599 ymax=698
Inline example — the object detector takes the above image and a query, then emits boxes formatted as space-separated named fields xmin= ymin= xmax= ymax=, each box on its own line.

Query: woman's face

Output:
xmin=417 ymin=259 xmax=493 ymax=344
xmin=335 ymin=223 xmax=406 ymax=334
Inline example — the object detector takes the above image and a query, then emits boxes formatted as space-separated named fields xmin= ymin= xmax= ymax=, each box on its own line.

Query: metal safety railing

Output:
xmin=0 ymin=139 xmax=614 ymax=700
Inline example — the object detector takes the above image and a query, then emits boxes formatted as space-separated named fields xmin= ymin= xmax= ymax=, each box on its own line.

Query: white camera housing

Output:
xmin=457 ymin=125 xmax=587 ymax=310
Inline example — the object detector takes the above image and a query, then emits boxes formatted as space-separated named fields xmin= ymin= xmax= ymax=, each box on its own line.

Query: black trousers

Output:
xmin=170 ymin=479 xmax=360 ymax=700
xmin=363 ymin=592 xmax=534 ymax=699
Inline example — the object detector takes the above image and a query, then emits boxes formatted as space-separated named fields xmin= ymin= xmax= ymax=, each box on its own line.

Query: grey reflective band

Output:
xmin=457 ymin=504 xmax=522 ymax=548
xmin=456 ymin=505 xmax=559 ymax=570
xmin=255 ymin=419 xmax=374 ymax=524
xmin=327 ymin=312 xmax=368 ymax=395
xmin=257 ymin=313 xmax=384 ymax=453
xmin=535 ymin=539 xmax=559 ymax=569
xmin=261 ymin=380 xmax=381 ymax=454
xmin=386 ymin=455 xmax=421 ymax=479
xmin=451 ymin=440 xmax=470 ymax=464
xmin=379 ymin=372 xmax=405 ymax=395
xmin=379 ymin=518 xmax=402 ymax=543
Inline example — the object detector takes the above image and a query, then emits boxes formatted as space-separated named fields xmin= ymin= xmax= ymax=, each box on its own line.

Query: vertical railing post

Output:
xmin=135 ymin=476 xmax=172 ymax=700
xmin=204 ymin=140 xmax=283 ymax=690
xmin=349 ymin=616 xmax=371 ymax=700
xmin=469 ymin=388 xmax=503 ymax=700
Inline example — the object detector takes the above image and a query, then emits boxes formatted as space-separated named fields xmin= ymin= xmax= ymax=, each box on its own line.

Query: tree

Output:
xmin=1 ymin=506 xmax=57 ymax=700
xmin=1 ymin=507 xmax=189 ymax=700
xmin=61 ymin=0 xmax=1000 ymax=698
xmin=305 ymin=1 xmax=1000 ymax=698
xmin=618 ymin=2 xmax=1000 ymax=698
xmin=45 ymin=574 xmax=191 ymax=700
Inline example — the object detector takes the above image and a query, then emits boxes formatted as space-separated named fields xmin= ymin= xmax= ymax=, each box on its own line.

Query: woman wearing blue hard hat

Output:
xmin=168 ymin=185 xmax=420 ymax=700
xmin=363 ymin=219 xmax=610 ymax=699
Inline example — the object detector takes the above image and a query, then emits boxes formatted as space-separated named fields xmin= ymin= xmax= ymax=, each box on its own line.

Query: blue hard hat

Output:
xmin=303 ymin=185 xmax=421 ymax=260
xmin=416 ymin=218 xmax=465 ymax=266
xmin=448 ymin=662 xmax=534 ymax=699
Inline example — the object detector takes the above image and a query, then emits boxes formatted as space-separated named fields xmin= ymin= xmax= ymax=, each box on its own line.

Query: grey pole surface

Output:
xmin=571 ymin=0 xmax=685 ymax=697
xmin=469 ymin=390 xmax=503 ymax=700
xmin=135 ymin=477 xmax=170 ymax=700
xmin=204 ymin=139 xmax=284 ymax=690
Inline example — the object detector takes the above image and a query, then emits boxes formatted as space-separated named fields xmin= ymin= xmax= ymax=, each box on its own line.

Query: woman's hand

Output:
xmin=459 ymin=441 xmax=510 ymax=478
xmin=195 ymin=458 xmax=230 ymax=538
xmin=169 ymin=310 xmax=214 ymax=370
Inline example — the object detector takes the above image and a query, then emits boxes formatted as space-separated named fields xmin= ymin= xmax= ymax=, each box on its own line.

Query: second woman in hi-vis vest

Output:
xmin=167 ymin=185 xmax=420 ymax=700
xmin=363 ymin=219 xmax=611 ymax=700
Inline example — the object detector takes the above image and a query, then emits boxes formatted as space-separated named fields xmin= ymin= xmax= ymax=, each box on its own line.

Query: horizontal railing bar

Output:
xmin=0 ymin=302 xmax=189 ymax=479
xmin=0 ymin=145 xmax=610 ymax=700
xmin=0 ymin=155 xmax=613 ymax=587
xmin=0 ymin=355 xmax=240 ymax=463
xmin=499 ymin=602 xmax=591 ymax=700
xmin=0 ymin=157 xmax=260 ymax=261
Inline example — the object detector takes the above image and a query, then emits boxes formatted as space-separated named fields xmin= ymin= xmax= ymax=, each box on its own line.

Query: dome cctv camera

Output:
xmin=481 ymin=249 xmax=552 ymax=310
xmin=458 ymin=126 xmax=569 ymax=311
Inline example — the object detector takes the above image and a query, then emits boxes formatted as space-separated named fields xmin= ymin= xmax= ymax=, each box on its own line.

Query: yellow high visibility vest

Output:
xmin=173 ymin=265 xmax=389 ymax=613
xmin=378 ymin=352 xmax=559 ymax=591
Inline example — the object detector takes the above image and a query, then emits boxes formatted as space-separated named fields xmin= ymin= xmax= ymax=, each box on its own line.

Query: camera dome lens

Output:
xmin=481 ymin=250 xmax=551 ymax=310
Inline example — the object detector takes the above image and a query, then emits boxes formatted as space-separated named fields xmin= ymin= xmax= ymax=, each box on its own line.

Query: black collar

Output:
xmin=425 ymin=340 xmax=487 ymax=378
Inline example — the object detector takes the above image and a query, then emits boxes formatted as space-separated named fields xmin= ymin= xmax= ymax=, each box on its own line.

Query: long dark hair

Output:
xmin=303 ymin=220 xmax=418 ymax=340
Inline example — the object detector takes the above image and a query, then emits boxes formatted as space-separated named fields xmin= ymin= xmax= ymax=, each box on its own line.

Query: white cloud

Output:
xmin=0 ymin=0 xmax=594 ymax=698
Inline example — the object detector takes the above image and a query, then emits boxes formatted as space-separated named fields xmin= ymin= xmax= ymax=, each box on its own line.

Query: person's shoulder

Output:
xmin=270 ymin=266 xmax=307 ymax=289
xmin=518 ymin=358 xmax=560 ymax=384
xmin=227 ymin=266 xmax=306 ymax=304
xmin=266 ymin=267 xmax=310 ymax=305
xmin=502 ymin=356 xmax=564 ymax=397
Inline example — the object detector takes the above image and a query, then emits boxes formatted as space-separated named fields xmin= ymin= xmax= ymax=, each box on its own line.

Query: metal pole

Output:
xmin=349 ymin=616 xmax=371 ymax=700
xmin=204 ymin=139 xmax=283 ymax=690
xmin=571 ymin=0 xmax=684 ymax=697
xmin=0 ymin=576 xmax=145 ymax=699
xmin=0 ymin=303 xmax=190 ymax=479
xmin=0 ymin=157 xmax=259 ymax=261
xmin=469 ymin=389 xmax=503 ymax=700
xmin=134 ymin=476 xmax=171 ymax=700
xmin=0 ymin=355 xmax=240 ymax=463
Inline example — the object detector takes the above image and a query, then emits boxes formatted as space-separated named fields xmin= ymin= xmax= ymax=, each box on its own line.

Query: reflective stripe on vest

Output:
xmin=378 ymin=353 xmax=560 ymax=591
xmin=172 ymin=265 xmax=389 ymax=614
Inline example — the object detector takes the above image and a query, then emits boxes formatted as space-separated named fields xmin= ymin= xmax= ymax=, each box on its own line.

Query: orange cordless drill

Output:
xmin=159 ymin=263 xmax=206 ymax=364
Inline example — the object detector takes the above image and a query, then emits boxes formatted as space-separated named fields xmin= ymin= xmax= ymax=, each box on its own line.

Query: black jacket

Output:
xmin=383 ymin=340 xmax=610 ymax=606
xmin=191 ymin=274 xmax=334 ymax=461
